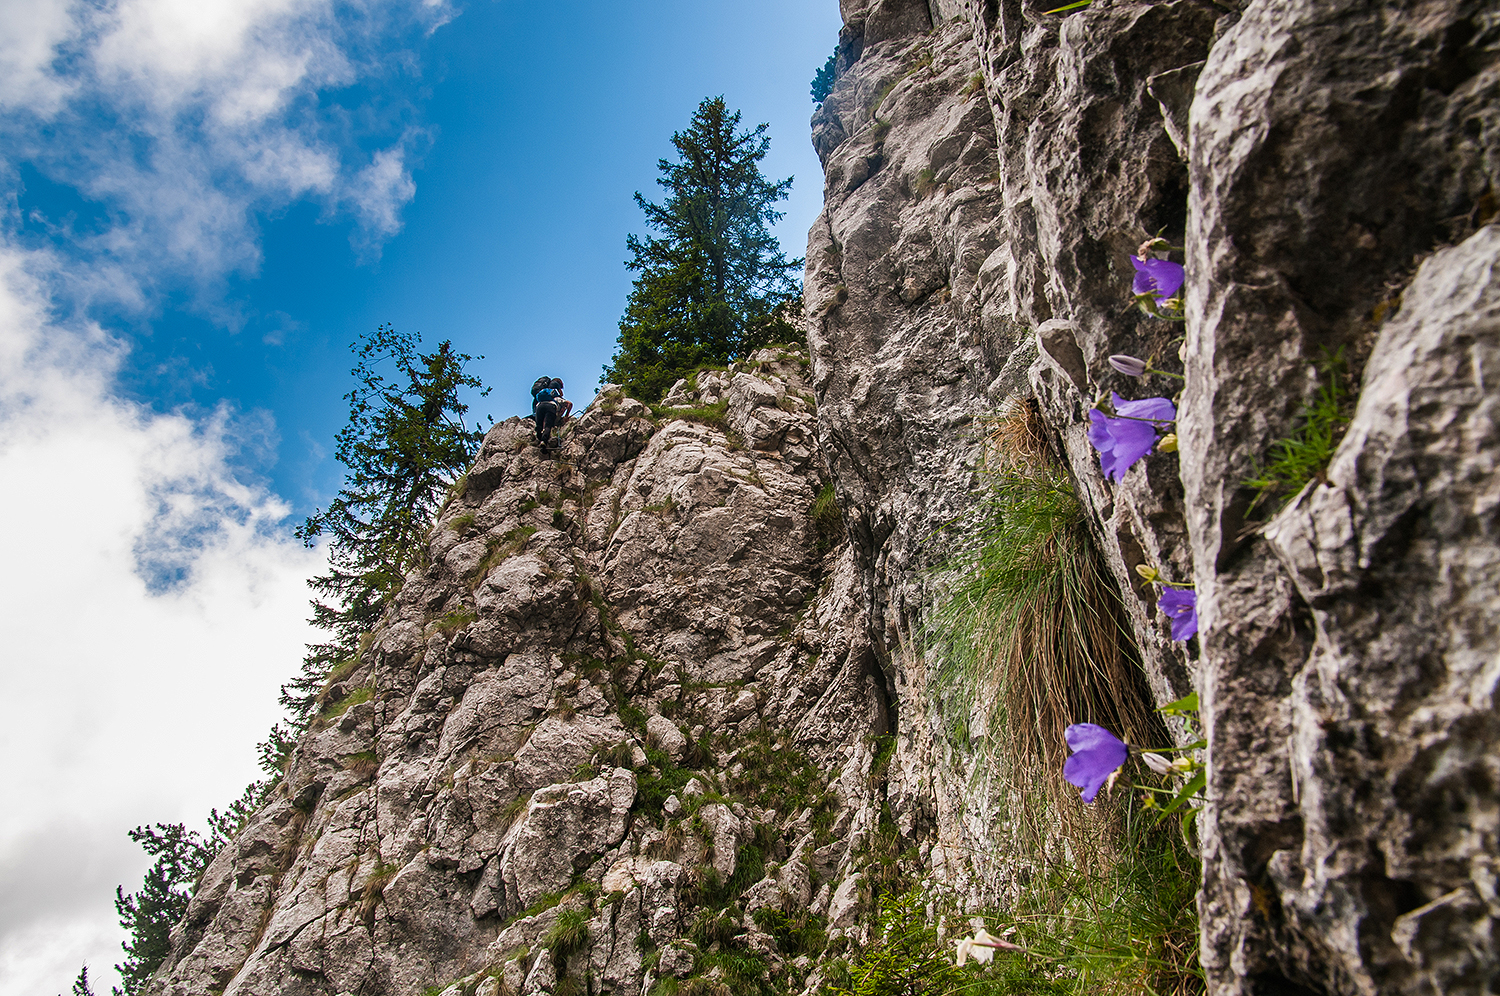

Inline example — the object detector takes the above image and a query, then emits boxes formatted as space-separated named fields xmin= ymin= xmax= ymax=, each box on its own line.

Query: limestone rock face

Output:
xmin=145 ymin=350 xmax=890 ymax=996
xmin=149 ymin=0 xmax=1500 ymax=992
xmin=810 ymin=0 xmax=1500 ymax=993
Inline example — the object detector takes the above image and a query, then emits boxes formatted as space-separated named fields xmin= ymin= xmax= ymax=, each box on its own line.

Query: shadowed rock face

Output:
xmin=812 ymin=0 xmax=1499 ymax=994
xmin=149 ymin=1 xmax=1499 ymax=993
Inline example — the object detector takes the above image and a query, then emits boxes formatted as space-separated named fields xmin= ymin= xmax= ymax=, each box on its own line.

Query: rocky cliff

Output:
xmin=147 ymin=1 xmax=1500 ymax=994
xmin=806 ymin=1 xmax=1499 ymax=994
xmin=145 ymin=351 xmax=911 ymax=996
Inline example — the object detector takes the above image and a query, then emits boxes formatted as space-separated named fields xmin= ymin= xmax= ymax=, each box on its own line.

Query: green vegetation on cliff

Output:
xmin=603 ymin=97 xmax=803 ymax=402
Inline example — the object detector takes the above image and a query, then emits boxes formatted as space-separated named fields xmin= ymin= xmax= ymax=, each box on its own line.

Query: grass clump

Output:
xmin=927 ymin=403 xmax=1157 ymax=813
xmin=543 ymin=908 xmax=590 ymax=961
xmin=430 ymin=607 xmax=476 ymax=633
xmin=470 ymin=526 xmax=538 ymax=587
xmin=316 ymin=686 xmax=373 ymax=726
xmin=824 ymin=820 xmax=1202 ymax=996
xmin=657 ymin=399 xmax=730 ymax=433
xmin=810 ymin=481 xmax=844 ymax=554
xmin=984 ymin=814 xmax=1203 ymax=996
xmin=1244 ymin=347 xmax=1354 ymax=513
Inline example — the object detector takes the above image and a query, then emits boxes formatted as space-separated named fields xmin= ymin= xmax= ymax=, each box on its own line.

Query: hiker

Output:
xmin=550 ymin=378 xmax=573 ymax=421
xmin=532 ymin=377 xmax=562 ymax=447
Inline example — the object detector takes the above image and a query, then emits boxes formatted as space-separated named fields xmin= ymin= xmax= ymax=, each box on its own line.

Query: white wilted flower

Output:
xmin=954 ymin=927 xmax=1024 ymax=966
xmin=1141 ymin=751 xmax=1174 ymax=775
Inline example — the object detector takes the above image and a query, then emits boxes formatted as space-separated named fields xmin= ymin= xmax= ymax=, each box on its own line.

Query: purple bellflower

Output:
xmin=1159 ymin=586 xmax=1198 ymax=641
xmin=1064 ymin=723 xmax=1129 ymax=804
xmin=1088 ymin=393 xmax=1176 ymax=481
xmin=1131 ymin=257 xmax=1185 ymax=304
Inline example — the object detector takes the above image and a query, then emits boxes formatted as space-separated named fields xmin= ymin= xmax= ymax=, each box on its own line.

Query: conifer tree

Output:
xmin=282 ymin=325 xmax=487 ymax=720
xmin=603 ymin=97 xmax=802 ymax=401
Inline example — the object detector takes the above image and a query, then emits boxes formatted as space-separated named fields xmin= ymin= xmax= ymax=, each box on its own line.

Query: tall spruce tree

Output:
xmin=283 ymin=325 xmax=488 ymax=720
xmin=603 ymin=96 xmax=803 ymax=401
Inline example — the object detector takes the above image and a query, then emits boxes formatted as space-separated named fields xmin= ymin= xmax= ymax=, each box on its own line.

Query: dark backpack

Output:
xmin=531 ymin=376 xmax=552 ymax=399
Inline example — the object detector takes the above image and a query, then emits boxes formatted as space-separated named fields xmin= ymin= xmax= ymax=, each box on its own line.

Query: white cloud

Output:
xmin=0 ymin=0 xmax=79 ymax=115
xmin=0 ymin=243 xmax=326 ymax=996
xmin=0 ymin=1 xmax=451 ymax=993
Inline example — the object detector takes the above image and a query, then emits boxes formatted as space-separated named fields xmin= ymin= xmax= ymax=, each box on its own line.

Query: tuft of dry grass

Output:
xmin=928 ymin=402 xmax=1160 ymax=819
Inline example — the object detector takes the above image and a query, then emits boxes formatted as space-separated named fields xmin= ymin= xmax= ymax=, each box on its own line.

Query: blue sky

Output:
xmin=0 ymin=2 xmax=840 ymax=992
xmin=15 ymin=0 xmax=839 ymax=513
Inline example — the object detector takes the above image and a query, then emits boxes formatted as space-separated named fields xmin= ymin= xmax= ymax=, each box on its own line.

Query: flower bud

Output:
xmin=1135 ymin=564 xmax=1161 ymax=583
xmin=1108 ymin=354 xmax=1148 ymax=377
xmin=1157 ymin=433 xmax=1179 ymax=453
xmin=1141 ymin=752 xmax=1174 ymax=774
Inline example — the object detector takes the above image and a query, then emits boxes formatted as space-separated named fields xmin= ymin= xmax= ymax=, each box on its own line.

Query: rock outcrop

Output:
xmin=147 ymin=351 xmax=895 ymax=996
xmin=808 ymin=0 xmax=1499 ymax=994
xmin=150 ymin=0 xmax=1500 ymax=994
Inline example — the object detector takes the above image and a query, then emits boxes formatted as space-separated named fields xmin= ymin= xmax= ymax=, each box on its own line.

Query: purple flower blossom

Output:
xmin=1064 ymin=723 xmax=1129 ymax=803
xmin=1131 ymin=257 xmax=1185 ymax=303
xmin=1159 ymin=586 xmax=1198 ymax=641
xmin=1087 ymin=393 xmax=1176 ymax=481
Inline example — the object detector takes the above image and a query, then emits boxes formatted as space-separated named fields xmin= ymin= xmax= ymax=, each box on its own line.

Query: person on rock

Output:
xmin=533 ymin=377 xmax=563 ymax=448
xmin=550 ymin=378 xmax=573 ymax=421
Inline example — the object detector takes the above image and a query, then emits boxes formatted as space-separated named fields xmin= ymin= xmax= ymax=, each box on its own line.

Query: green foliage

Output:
xmin=810 ymin=481 xmax=844 ymax=553
xmin=753 ymin=908 xmax=828 ymax=958
xmin=656 ymin=399 xmax=730 ymax=433
xmin=284 ymin=324 xmax=488 ymax=721
xmin=431 ymin=607 xmax=477 ymax=633
xmin=827 ymin=821 xmax=1201 ymax=996
xmin=603 ymin=97 xmax=803 ymax=402
xmin=986 ymin=815 xmax=1203 ymax=996
xmin=114 ymin=781 xmax=270 ymax=994
xmin=543 ymin=909 xmax=591 ymax=961
xmin=1244 ymin=347 xmax=1354 ymax=513
xmin=812 ymin=50 xmax=838 ymax=104
xmin=822 ymin=890 xmax=966 ymax=996
xmin=62 ymin=966 xmax=96 ymax=996
xmin=927 ymin=408 xmax=1156 ymax=809
xmin=318 ymin=686 xmax=373 ymax=724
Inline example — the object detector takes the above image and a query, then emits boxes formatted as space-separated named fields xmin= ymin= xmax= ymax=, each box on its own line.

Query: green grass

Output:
xmin=1244 ymin=347 xmax=1354 ymax=513
xmin=542 ymin=908 xmax=591 ymax=961
xmin=317 ymin=686 xmax=373 ymax=724
xmin=430 ymin=607 xmax=476 ymax=633
xmin=470 ymin=526 xmax=538 ymax=587
xmin=927 ymin=454 xmax=1156 ymax=811
xmin=822 ymin=819 xmax=1201 ymax=996
xmin=657 ymin=399 xmax=730 ymax=433
xmin=810 ymin=481 xmax=844 ymax=553
xmin=978 ymin=813 xmax=1203 ymax=996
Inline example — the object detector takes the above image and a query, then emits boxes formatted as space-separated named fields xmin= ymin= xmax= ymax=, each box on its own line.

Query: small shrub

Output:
xmin=913 ymin=167 xmax=937 ymax=199
xmin=449 ymin=513 xmax=476 ymax=533
xmin=811 ymin=50 xmax=838 ymax=104
xmin=823 ymin=891 xmax=964 ymax=996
